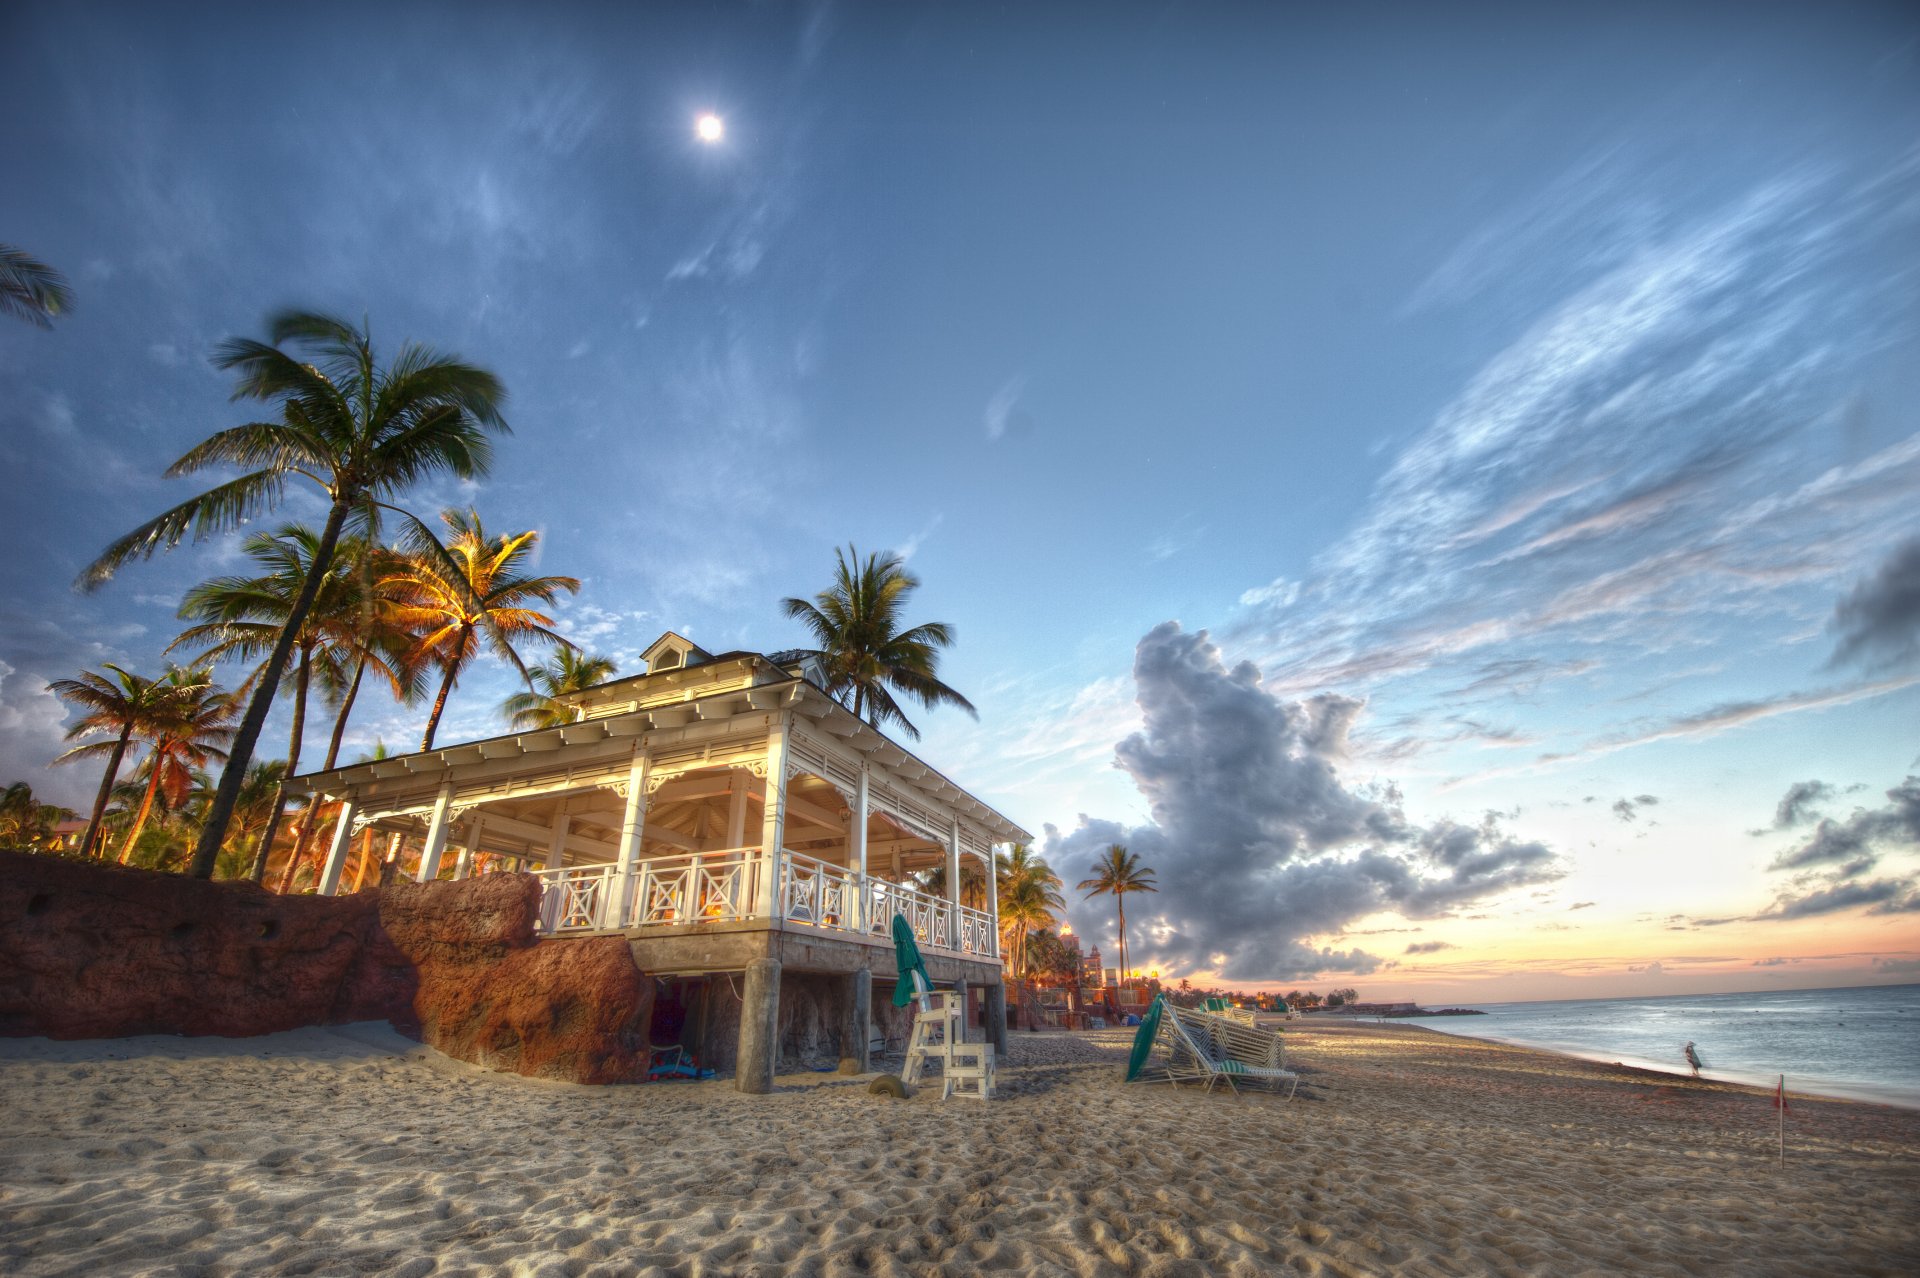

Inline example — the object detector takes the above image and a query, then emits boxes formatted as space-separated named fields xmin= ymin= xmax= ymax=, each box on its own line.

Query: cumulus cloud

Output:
xmin=1830 ymin=536 xmax=1920 ymax=670
xmin=1568 ymin=901 xmax=1596 ymax=910
xmin=1874 ymin=957 xmax=1920 ymax=976
xmin=1045 ymin=624 xmax=1560 ymax=980
xmin=1768 ymin=776 xmax=1920 ymax=872
xmin=1628 ymin=960 xmax=1665 ymax=975
xmin=1751 ymin=957 xmax=1797 ymax=967
xmin=1405 ymin=941 xmax=1455 ymax=955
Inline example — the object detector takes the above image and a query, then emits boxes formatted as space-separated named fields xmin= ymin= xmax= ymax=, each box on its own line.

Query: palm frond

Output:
xmin=0 ymin=245 xmax=75 ymax=328
xmin=77 ymin=470 xmax=288 ymax=590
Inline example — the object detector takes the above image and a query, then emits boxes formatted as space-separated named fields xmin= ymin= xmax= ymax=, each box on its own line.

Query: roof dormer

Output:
xmin=640 ymin=631 xmax=712 ymax=675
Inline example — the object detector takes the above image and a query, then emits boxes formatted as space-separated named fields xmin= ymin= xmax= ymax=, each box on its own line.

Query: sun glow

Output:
xmin=695 ymin=113 xmax=724 ymax=143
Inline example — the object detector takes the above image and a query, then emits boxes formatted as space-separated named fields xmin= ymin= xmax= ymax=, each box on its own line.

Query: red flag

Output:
xmin=1773 ymin=1077 xmax=1789 ymax=1111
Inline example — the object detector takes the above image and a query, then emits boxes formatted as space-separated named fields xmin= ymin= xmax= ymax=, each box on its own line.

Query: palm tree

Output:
xmin=172 ymin=524 xmax=354 ymax=880
xmin=49 ymin=664 xmax=179 ymax=858
xmin=1077 ymin=844 xmax=1157 ymax=984
xmin=780 ymin=544 xmax=976 ymax=740
xmin=920 ymin=858 xmax=989 ymax=910
xmin=0 ymin=245 xmax=74 ymax=327
xmin=996 ymin=844 xmax=1064 ymax=982
xmin=0 ymin=782 xmax=72 ymax=850
xmin=110 ymin=667 xmax=237 ymax=864
xmin=383 ymin=507 xmax=579 ymax=750
xmin=500 ymin=648 xmax=617 ymax=730
xmin=79 ymin=311 xmax=509 ymax=878
xmin=224 ymin=759 xmax=288 ymax=880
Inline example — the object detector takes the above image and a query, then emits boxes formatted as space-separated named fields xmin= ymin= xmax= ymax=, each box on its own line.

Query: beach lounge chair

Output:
xmin=1161 ymin=1005 xmax=1297 ymax=1099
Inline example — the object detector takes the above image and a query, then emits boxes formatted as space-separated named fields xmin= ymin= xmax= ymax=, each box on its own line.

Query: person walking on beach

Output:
xmin=1684 ymin=1041 xmax=1704 ymax=1078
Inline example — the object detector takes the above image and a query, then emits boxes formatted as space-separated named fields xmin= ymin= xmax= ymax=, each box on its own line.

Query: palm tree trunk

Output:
xmin=350 ymin=826 xmax=375 ymax=891
xmin=322 ymin=657 xmax=366 ymax=771
xmin=118 ymin=766 xmax=164 ymax=865
xmin=419 ymin=659 xmax=459 ymax=751
xmin=187 ymin=500 xmax=351 ymax=880
xmin=1116 ymin=897 xmax=1128 ymax=983
xmin=80 ymin=725 xmax=132 ymax=859
xmin=277 ymin=656 xmax=367 ymax=891
xmin=258 ymin=649 xmax=313 ymax=889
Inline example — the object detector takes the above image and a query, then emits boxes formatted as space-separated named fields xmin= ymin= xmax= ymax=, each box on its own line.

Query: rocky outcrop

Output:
xmin=0 ymin=850 xmax=652 ymax=1084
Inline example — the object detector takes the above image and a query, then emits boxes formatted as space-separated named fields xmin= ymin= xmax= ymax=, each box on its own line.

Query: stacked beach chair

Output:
xmin=1146 ymin=1002 xmax=1297 ymax=1098
xmin=902 ymin=990 xmax=995 ymax=1100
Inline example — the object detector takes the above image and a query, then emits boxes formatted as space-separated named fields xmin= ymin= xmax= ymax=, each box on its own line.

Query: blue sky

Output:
xmin=3 ymin=2 xmax=1917 ymax=998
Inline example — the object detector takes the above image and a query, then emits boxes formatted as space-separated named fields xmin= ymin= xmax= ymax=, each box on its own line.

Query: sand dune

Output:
xmin=2 ymin=1019 xmax=1916 ymax=1276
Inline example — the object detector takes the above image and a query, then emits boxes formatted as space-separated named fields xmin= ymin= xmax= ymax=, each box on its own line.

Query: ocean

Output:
xmin=1402 ymin=983 xmax=1920 ymax=1108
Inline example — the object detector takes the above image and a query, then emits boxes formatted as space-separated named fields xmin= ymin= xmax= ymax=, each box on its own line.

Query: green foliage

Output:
xmin=499 ymin=648 xmax=617 ymax=731
xmin=1077 ymin=843 xmax=1158 ymax=982
xmin=384 ymin=507 xmax=580 ymax=748
xmin=79 ymin=310 xmax=512 ymax=877
xmin=780 ymin=544 xmax=975 ymax=740
xmin=0 ymin=244 xmax=74 ymax=328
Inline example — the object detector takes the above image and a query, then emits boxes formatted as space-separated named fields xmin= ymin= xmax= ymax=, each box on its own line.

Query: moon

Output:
xmin=695 ymin=114 xmax=724 ymax=143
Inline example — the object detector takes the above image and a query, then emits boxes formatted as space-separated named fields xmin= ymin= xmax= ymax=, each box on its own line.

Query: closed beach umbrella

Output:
xmin=1126 ymin=994 xmax=1165 ymax=1082
xmin=891 ymin=912 xmax=932 ymax=1008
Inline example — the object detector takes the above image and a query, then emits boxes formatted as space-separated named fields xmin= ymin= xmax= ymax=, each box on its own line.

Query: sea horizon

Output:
xmin=1402 ymin=982 xmax=1920 ymax=1109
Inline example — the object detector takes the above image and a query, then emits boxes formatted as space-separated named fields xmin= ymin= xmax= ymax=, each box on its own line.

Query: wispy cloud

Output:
xmin=983 ymin=376 xmax=1028 ymax=442
xmin=1226 ymin=151 xmax=1920 ymax=779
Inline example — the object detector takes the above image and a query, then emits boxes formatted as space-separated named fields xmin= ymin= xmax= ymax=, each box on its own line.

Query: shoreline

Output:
xmin=4 ymin=1019 xmax=1917 ymax=1275
xmin=1391 ymin=1017 xmax=1920 ymax=1111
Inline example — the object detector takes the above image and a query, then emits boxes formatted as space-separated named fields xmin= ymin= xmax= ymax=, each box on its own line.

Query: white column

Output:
xmin=317 ymin=797 xmax=357 ymax=897
xmin=946 ymin=817 xmax=962 ymax=950
xmin=757 ymin=721 xmax=789 ymax=918
xmin=453 ymin=814 xmax=485 ymax=880
xmin=613 ymin=751 xmax=649 ymax=927
xmin=416 ymin=782 xmax=455 ymax=882
xmin=725 ymin=770 xmax=748 ymax=848
xmin=543 ymin=806 xmax=569 ymax=869
xmin=849 ymin=762 xmax=869 ymax=932
xmin=984 ymin=840 xmax=1000 ymax=959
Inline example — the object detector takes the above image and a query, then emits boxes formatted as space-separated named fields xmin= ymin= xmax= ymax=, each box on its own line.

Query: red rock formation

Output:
xmin=0 ymin=850 xmax=653 ymax=1084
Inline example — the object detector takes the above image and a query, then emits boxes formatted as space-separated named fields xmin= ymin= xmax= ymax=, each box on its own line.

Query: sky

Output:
xmin=3 ymin=2 xmax=1917 ymax=1003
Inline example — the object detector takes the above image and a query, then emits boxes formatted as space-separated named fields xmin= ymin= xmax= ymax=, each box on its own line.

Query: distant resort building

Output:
xmin=286 ymin=631 xmax=1028 ymax=1091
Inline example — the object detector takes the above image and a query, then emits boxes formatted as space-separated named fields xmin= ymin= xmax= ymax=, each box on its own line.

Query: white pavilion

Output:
xmin=287 ymin=631 xmax=1028 ymax=1091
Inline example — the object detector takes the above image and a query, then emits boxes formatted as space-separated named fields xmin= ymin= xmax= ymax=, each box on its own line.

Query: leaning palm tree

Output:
xmin=384 ymin=508 xmax=580 ymax=749
xmin=780 ymin=544 xmax=976 ymax=740
xmin=1077 ymin=843 xmax=1157 ymax=983
xmin=110 ymin=667 xmax=237 ymax=864
xmin=172 ymin=524 xmax=357 ymax=880
xmin=499 ymin=648 xmax=617 ymax=730
xmin=79 ymin=311 xmax=509 ymax=878
xmin=48 ymin=664 xmax=178 ymax=859
xmin=0 ymin=245 xmax=74 ymax=327
xmin=996 ymin=844 xmax=1064 ymax=982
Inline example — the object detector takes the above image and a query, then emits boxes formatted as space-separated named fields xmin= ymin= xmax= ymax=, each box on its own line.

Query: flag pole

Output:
xmin=1777 ymin=1074 xmax=1786 ymax=1167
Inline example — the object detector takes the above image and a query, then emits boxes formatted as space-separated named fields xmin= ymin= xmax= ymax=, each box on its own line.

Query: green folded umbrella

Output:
xmin=891 ymin=912 xmax=932 ymax=1008
xmin=1126 ymin=994 xmax=1165 ymax=1082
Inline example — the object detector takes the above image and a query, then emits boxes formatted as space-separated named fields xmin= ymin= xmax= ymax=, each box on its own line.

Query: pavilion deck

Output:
xmin=530 ymin=844 xmax=1000 ymax=963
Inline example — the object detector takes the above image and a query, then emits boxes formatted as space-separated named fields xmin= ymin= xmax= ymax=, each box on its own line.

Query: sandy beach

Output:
xmin=3 ymin=1020 xmax=1917 ymax=1278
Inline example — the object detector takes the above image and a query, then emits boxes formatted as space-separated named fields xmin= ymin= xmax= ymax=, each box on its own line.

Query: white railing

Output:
xmin=958 ymin=905 xmax=998 ymax=959
xmin=863 ymin=877 xmax=954 ymax=952
xmin=630 ymin=847 xmax=760 ymax=927
xmin=781 ymin=849 xmax=859 ymax=929
xmin=532 ymin=848 xmax=998 ymax=960
xmin=533 ymin=863 xmax=619 ymax=932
